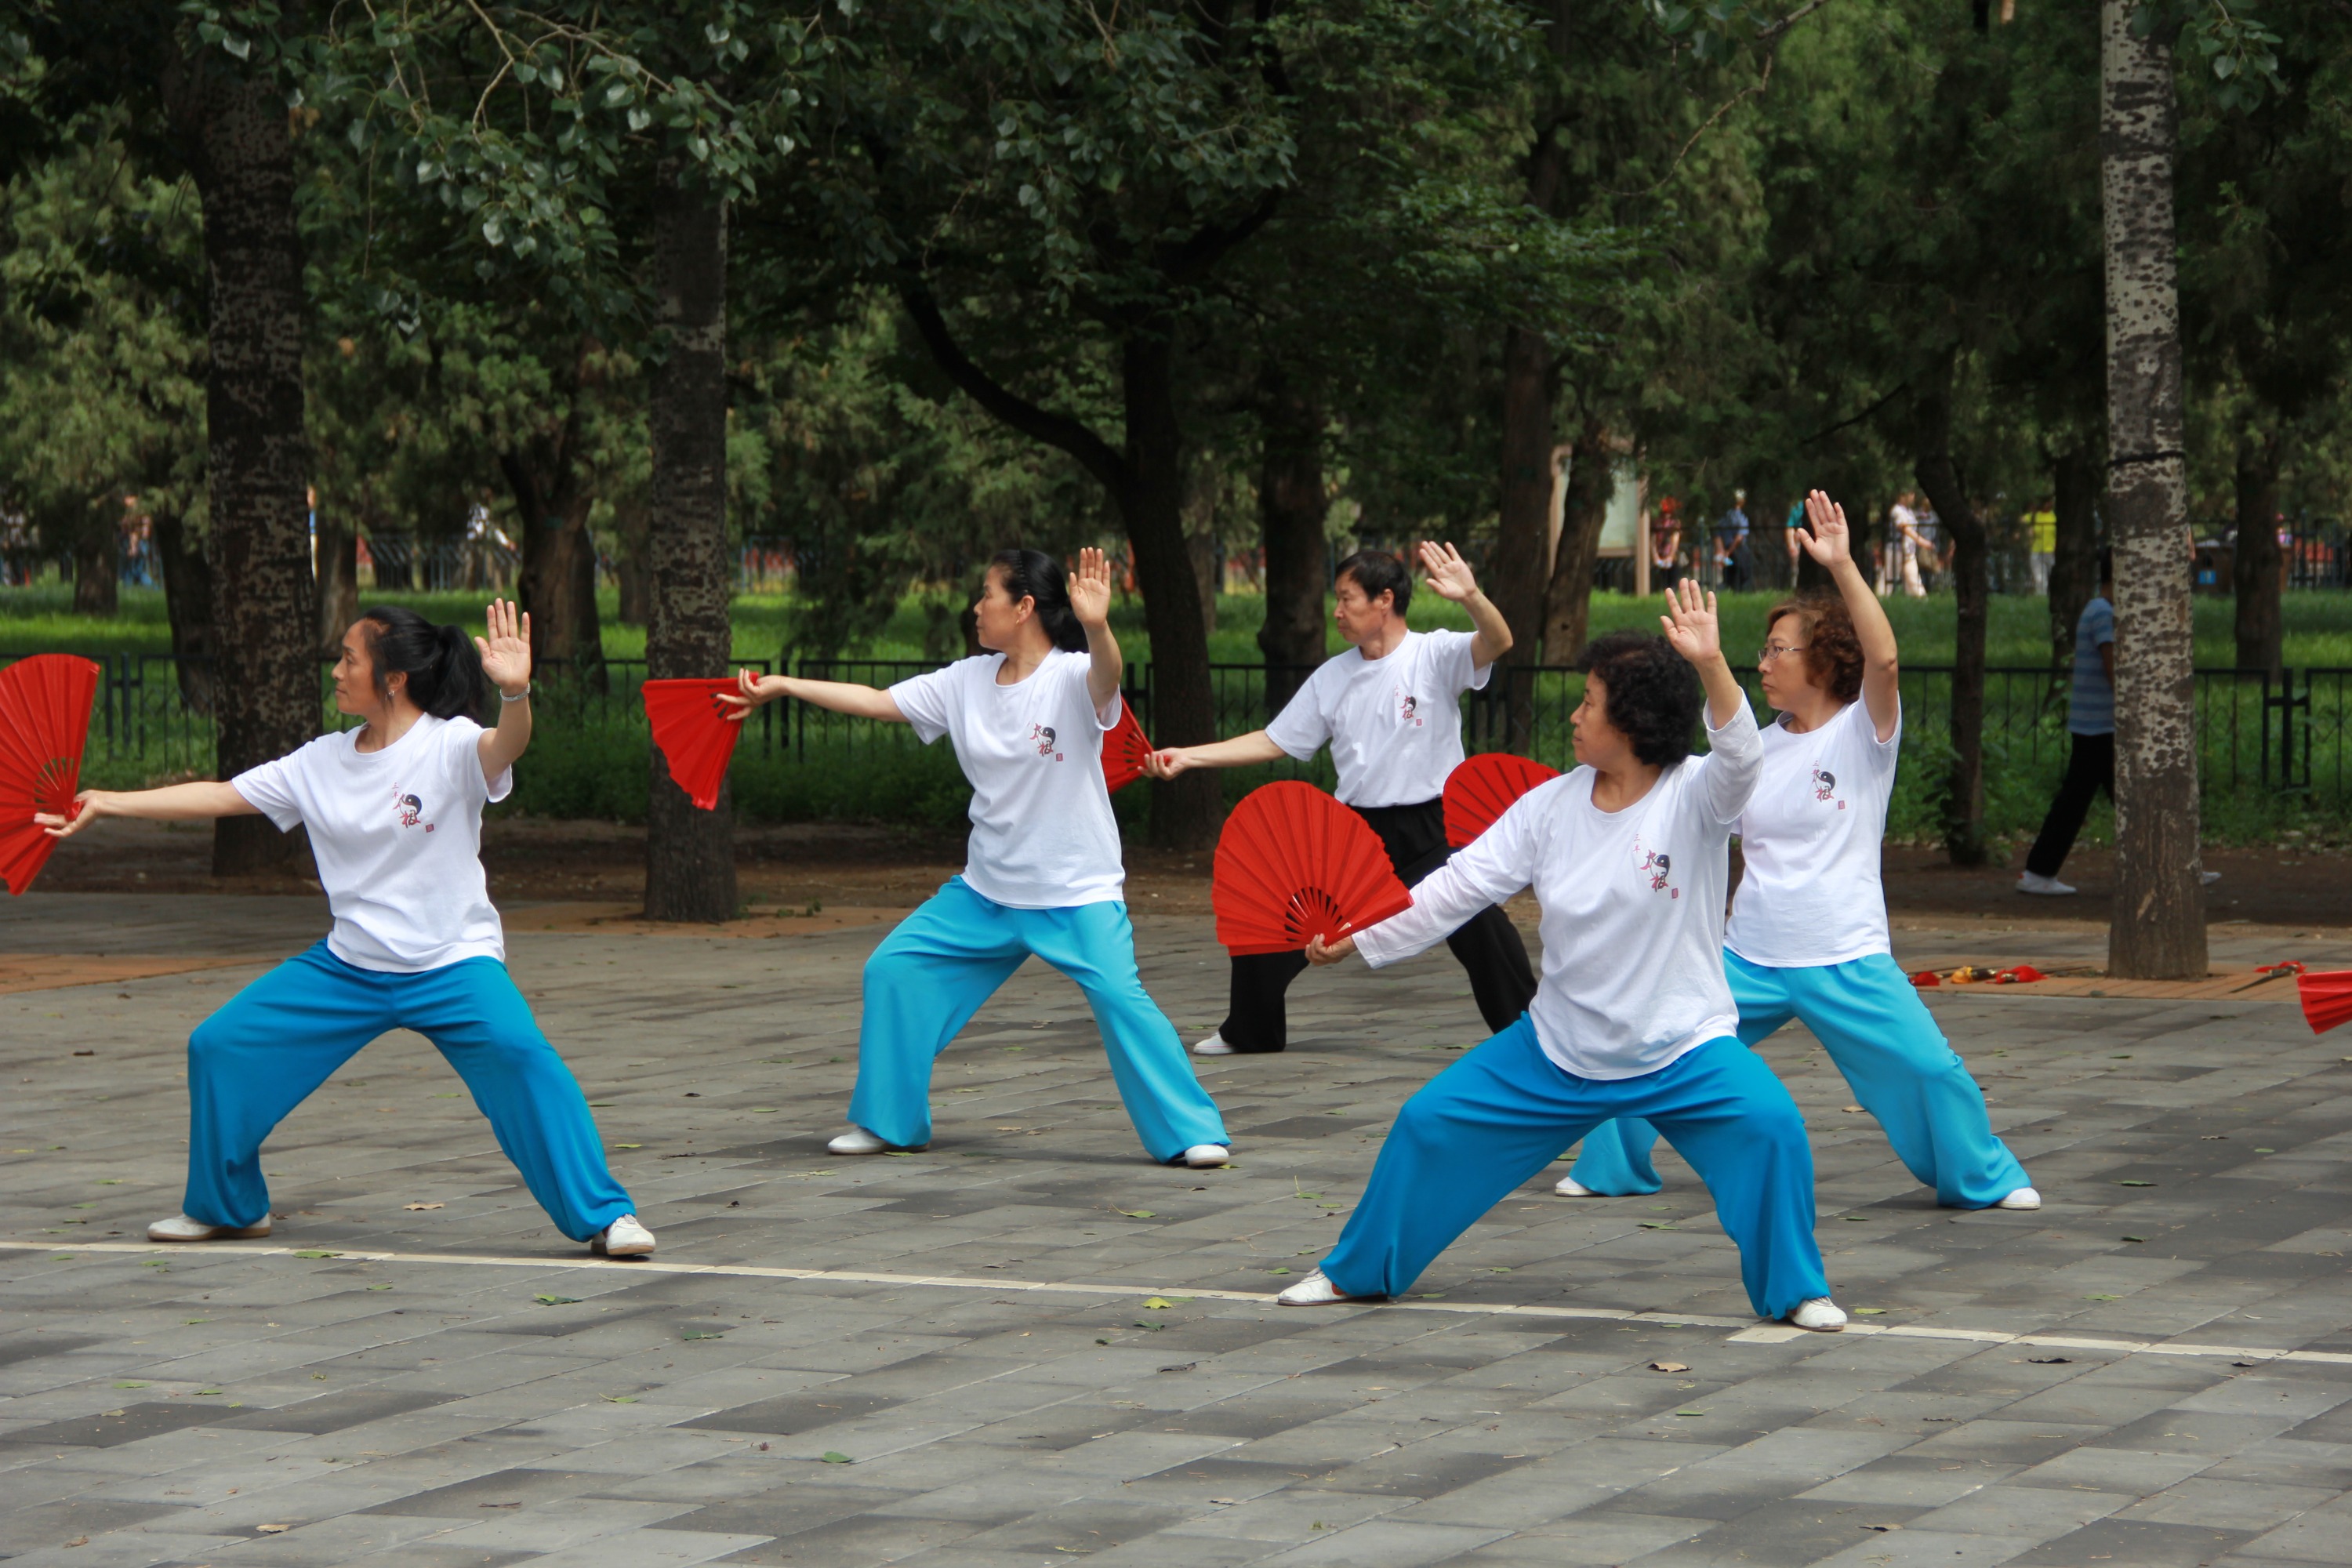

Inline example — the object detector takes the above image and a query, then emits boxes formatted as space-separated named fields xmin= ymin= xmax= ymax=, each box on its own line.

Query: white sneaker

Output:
xmin=147 ymin=1213 xmax=271 ymax=1243
xmin=1276 ymin=1269 xmax=1371 ymax=1306
xmin=592 ymin=1214 xmax=655 ymax=1257
xmin=2201 ymin=870 xmax=2222 ymax=885
xmin=828 ymin=1127 xmax=920 ymax=1155
xmin=1788 ymin=1298 xmax=1848 ymax=1332
xmin=1192 ymin=1032 xmax=1236 ymax=1057
xmin=1554 ymin=1175 xmax=1595 ymax=1197
xmin=1184 ymin=1144 xmax=1232 ymax=1169
xmin=2016 ymin=871 xmax=2076 ymax=896
xmin=1996 ymin=1186 xmax=2042 ymax=1210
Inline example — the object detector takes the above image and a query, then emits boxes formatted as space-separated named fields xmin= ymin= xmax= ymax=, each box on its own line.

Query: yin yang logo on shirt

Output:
xmin=394 ymin=791 xmax=437 ymax=833
xmin=1028 ymin=722 xmax=1064 ymax=761
xmin=1812 ymin=766 xmax=1843 ymax=808
xmin=1398 ymin=691 xmax=1422 ymax=728
xmin=1632 ymin=835 xmax=1677 ymax=898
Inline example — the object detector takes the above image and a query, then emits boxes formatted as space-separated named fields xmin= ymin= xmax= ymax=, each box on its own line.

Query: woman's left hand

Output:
xmin=475 ymin=599 xmax=532 ymax=696
xmin=1659 ymin=577 xmax=1722 ymax=666
xmin=1069 ymin=546 xmax=1113 ymax=630
xmin=1305 ymin=932 xmax=1357 ymax=967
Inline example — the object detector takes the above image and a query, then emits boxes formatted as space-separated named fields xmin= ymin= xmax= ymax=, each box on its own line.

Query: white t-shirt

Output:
xmin=1356 ymin=702 xmax=1762 ymax=1080
xmin=1726 ymin=699 xmax=1901 ymax=968
xmin=889 ymin=650 xmax=1125 ymax=909
xmin=1265 ymin=629 xmax=1491 ymax=807
xmin=231 ymin=714 xmax=513 ymax=973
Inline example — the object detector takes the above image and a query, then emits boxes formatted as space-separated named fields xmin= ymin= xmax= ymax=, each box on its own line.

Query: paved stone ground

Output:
xmin=5 ymin=892 xmax=2352 ymax=1567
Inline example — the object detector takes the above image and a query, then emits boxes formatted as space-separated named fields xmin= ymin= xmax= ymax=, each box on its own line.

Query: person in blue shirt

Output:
xmin=1712 ymin=490 xmax=1751 ymax=590
xmin=2020 ymin=552 xmax=2114 ymax=895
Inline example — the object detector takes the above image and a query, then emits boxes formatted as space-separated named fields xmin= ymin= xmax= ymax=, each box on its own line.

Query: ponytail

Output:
xmin=990 ymin=547 xmax=1089 ymax=653
xmin=358 ymin=604 xmax=486 ymax=719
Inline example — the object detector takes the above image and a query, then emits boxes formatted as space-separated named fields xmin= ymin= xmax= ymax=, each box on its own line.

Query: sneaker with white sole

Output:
xmin=1184 ymin=1144 xmax=1232 ymax=1169
xmin=147 ymin=1213 xmax=270 ymax=1243
xmin=592 ymin=1214 xmax=655 ymax=1257
xmin=1996 ymin=1185 xmax=2042 ymax=1210
xmin=828 ymin=1127 xmax=921 ymax=1155
xmin=1787 ymin=1297 xmax=1848 ymax=1332
xmin=2016 ymin=871 xmax=2075 ymax=896
xmin=1276 ymin=1269 xmax=1374 ymax=1306
xmin=1192 ymin=1032 xmax=1236 ymax=1057
xmin=1554 ymin=1175 xmax=1596 ymax=1197
xmin=2201 ymin=870 xmax=2222 ymax=885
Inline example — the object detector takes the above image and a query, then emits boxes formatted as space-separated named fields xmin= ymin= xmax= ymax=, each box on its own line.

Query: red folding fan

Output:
xmin=1443 ymin=751 xmax=1560 ymax=848
xmin=0 ymin=654 xmax=101 ymax=896
xmin=1213 ymin=780 xmax=1414 ymax=955
xmin=1102 ymin=703 xmax=1152 ymax=794
xmin=642 ymin=678 xmax=744 ymax=811
xmin=2299 ymin=970 xmax=2352 ymax=1035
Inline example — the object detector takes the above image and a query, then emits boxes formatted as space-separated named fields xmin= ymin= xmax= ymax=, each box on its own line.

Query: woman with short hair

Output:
xmin=1562 ymin=491 xmax=2037 ymax=1212
xmin=727 ymin=547 xmax=1230 ymax=1167
xmin=41 ymin=602 xmax=655 ymax=1257
xmin=1279 ymin=582 xmax=1845 ymax=1330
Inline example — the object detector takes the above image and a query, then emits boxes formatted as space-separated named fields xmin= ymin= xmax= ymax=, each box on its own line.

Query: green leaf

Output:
xmin=292 ymin=1250 xmax=339 ymax=1259
xmin=820 ymin=1450 xmax=852 ymax=1464
xmin=535 ymin=1294 xmax=581 ymax=1306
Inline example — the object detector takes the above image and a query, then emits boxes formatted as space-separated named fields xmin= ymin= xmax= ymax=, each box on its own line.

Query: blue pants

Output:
xmin=1568 ymin=950 xmax=2031 ymax=1208
xmin=851 ymin=878 xmax=1229 ymax=1161
xmin=1321 ymin=1020 xmax=1829 ymax=1320
xmin=184 ymin=943 xmax=635 ymax=1241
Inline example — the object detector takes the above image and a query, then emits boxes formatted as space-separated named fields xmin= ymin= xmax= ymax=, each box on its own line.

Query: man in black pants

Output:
xmin=2020 ymin=552 xmax=2114 ymax=895
xmin=1145 ymin=543 xmax=1538 ymax=1054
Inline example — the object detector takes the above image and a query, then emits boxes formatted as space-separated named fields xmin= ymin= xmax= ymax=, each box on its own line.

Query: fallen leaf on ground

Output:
xmin=820 ymin=1451 xmax=852 ymax=1464
xmin=535 ymin=1294 xmax=582 ymax=1306
xmin=1649 ymin=1361 xmax=1690 ymax=1373
xmin=256 ymin=1524 xmax=289 ymax=1534
xmin=1115 ymin=1208 xmax=1156 ymax=1218
xmin=402 ymin=1203 xmax=444 ymax=1211
xmin=2028 ymin=1356 xmax=2071 ymax=1364
xmin=1840 ymin=1105 xmax=1865 ymax=1112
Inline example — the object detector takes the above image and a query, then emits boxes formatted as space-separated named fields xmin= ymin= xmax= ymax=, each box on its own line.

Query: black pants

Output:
xmin=1217 ymin=797 xmax=1539 ymax=1053
xmin=2025 ymin=731 xmax=2114 ymax=878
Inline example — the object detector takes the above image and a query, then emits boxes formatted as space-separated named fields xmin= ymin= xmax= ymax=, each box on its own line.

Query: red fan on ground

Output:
xmin=0 ymin=654 xmax=101 ymax=896
xmin=642 ymin=678 xmax=745 ymax=811
xmin=2299 ymin=970 xmax=2352 ymax=1035
xmin=1102 ymin=704 xmax=1152 ymax=794
xmin=1443 ymin=751 xmax=1560 ymax=849
xmin=1213 ymin=780 xmax=1414 ymax=956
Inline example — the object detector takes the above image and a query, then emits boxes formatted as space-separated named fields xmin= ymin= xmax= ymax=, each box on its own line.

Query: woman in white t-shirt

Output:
xmin=1273 ymin=583 xmax=1846 ymax=1331
xmin=1144 ymin=543 xmax=1535 ymax=1056
xmin=1563 ymin=491 xmax=2037 ymax=1212
xmin=38 ymin=602 xmax=654 ymax=1257
xmin=726 ymin=548 xmax=1230 ymax=1168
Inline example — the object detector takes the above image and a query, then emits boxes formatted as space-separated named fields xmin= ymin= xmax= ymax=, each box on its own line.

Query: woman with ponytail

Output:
xmin=726 ymin=547 xmax=1232 ymax=1168
xmin=38 ymin=601 xmax=655 ymax=1258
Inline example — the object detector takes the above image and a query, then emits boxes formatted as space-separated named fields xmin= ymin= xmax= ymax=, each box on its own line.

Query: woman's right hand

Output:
xmin=716 ymin=669 xmax=788 ymax=724
xmin=35 ymin=790 xmax=106 ymax=839
xmin=1142 ymin=747 xmax=1196 ymax=780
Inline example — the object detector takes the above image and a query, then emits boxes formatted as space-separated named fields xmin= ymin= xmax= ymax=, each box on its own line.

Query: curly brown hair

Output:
xmin=1764 ymin=593 xmax=1864 ymax=705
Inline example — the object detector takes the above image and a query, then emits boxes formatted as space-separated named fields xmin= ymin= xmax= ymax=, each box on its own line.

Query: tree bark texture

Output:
xmin=1254 ymin=365 xmax=1327 ymax=718
xmin=2049 ymin=444 xmax=2101 ymax=670
xmin=500 ymin=375 xmax=607 ymax=690
xmin=643 ymin=167 xmax=737 ymax=922
xmin=2232 ymin=433 xmax=2282 ymax=675
xmin=71 ymin=526 xmax=118 ymax=617
xmin=166 ymin=53 xmax=318 ymax=877
xmin=1914 ymin=372 xmax=1991 ymax=867
xmin=1122 ymin=334 xmax=1221 ymax=849
xmin=1540 ymin=423 xmax=1614 ymax=663
xmin=315 ymin=507 xmax=358 ymax=654
xmin=2100 ymin=0 xmax=2205 ymax=978
xmin=152 ymin=507 xmax=218 ymax=715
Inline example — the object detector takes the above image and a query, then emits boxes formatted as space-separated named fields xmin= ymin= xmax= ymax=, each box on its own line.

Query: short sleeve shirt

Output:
xmin=1725 ymin=698 xmax=1902 ymax=968
xmin=888 ymin=651 xmax=1126 ymax=909
xmin=2067 ymin=597 xmax=2115 ymax=736
xmin=230 ymin=715 xmax=512 ymax=972
xmin=1264 ymin=630 xmax=1490 ymax=808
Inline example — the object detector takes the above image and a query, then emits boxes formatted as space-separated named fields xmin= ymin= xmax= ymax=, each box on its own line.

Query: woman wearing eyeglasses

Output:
xmin=1562 ymin=490 xmax=2038 ymax=1214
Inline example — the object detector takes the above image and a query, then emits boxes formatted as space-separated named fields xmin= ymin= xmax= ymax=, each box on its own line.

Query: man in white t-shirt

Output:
xmin=1146 ymin=543 xmax=1537 ymax=1055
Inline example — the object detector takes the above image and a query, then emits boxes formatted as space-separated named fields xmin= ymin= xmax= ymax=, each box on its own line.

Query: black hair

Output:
xmin=2096 ymin=546 xmax=2113 ymax=583
xmin=1334 ymin=549 xmax=1413 ymax=615
xmin=358 ymin=604 xmax=485 ymax=719
xmin=1577 ymin=630 xmax=1702 ymax=768
xmin=988 ymin=548 xmax=1089 ymax=653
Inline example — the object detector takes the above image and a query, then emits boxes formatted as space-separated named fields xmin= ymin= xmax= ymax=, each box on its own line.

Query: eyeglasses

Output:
xmin=1757 ymin=644 xmax=1809 ymax=662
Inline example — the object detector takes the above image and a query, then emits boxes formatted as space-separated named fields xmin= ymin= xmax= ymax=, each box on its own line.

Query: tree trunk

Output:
xmin=152 ymin=508 xmax=218 ymax=715
xmin=503 ymin=430 xmax=608 ymax=689
xmin=71 ymin=521 xmax=119 ymax=617
xmin=2231 ymin=433 xmax=2282 ymax=676
xmin=643 ymin=165 xmax=737 ymax=922
xmin=2100 ymin=0 xmax=2205 ymax=978
xmin=1254 ymin=365 xmax=1327 ymax=717
xmin=1122 ymin=333 xmax=1221 ymax=848
xmin=2048 ymin=444 xmax=2100 ymax=670
xmin=1492 ymin=325 xmax=1555 ymax=660
xmin=1915 ymin=369 xmax=1991 ymax=867
xmin=1540 ymin=421 xmax=1614 ymax=662
xmin=315 ymin=506 xmax=357 ymax=653
xmin=168 ymin=51 xmax=318 ymax=877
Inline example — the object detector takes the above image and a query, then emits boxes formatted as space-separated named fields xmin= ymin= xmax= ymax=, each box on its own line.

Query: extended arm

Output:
xmin=1312 ymin=808 xmax=1536 ymax=968
xmin=474 ymin=599 xmax=535 ymax=782
xmin=721 ymin=672 xmax=906 ymax=724
xmin=38 ymin=781 xmax=259 ymax=838
xmin=1144 ymin=730 xmax=1288 ymax=779
xmin=1795 ymin=490 xmax=1900 ymax=740
xmin=1068 ymin=546 xmax=1123 ymax=714
xmin=1417 ymin=540 xmax=1512 ymax=670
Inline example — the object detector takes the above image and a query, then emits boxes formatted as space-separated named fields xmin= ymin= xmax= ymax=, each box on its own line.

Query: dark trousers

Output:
xmin=1218 ymin=797 xmax=1538 ymax=1053
xmin=2025 ymin=731 xmax=2114 ymax=878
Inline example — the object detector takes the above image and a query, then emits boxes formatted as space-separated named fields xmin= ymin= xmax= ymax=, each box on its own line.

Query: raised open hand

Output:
xmin=474 ymin=599 xmax=532 ymax=696
xmin=1417 ymin=540 xmax=1479 ymax=604
xmin=1795 ymin=489 xmax=1851 ymax=568
xmin=1069 ymin=546 xmax=1114 ymax=629
xmin=1659 ymin=577 xmax=1722 ymax=666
